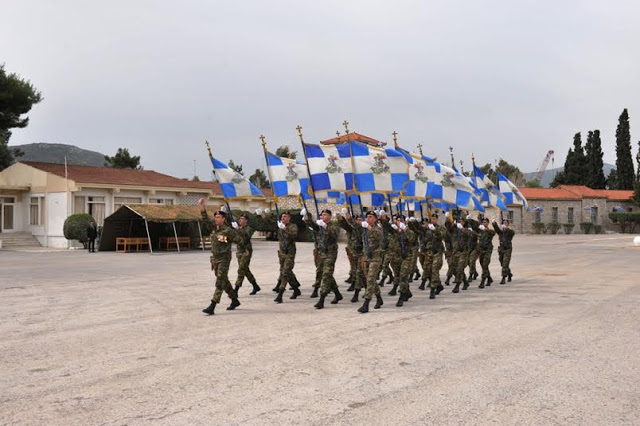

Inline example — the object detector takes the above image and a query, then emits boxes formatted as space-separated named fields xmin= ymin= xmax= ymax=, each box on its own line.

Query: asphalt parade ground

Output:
xmin=1 ymin=235 xmax=639 ymax=425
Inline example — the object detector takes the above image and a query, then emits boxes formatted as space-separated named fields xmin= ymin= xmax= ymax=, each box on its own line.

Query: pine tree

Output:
xmin=634 ymin=140 xmax=640 ymax=205
xmin=565 ymin=132 xmax=587 ymax=184
xmin=615 ymin=109 xmax=635 ymax=189
xmin=585 ymin=130 xmax=606 ymax=189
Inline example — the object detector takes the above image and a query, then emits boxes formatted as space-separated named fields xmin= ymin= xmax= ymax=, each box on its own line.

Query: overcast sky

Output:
xmin=2 ymin=0 xmax=639 ymax=180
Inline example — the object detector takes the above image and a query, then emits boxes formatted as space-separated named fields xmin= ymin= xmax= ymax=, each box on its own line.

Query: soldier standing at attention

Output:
xmin=306 ymin=209 xmax=342 ymax=309
xmin=425 ymin=212 xmax=448 ymax=299
xmin=233 ymin=214 xmax=261 ymax=296
xmin=395 ymin=215 xmax=417 ymax=307
xmin=477 ymin=217 xmax=495 ymax=288
xmin=493 ymin=219 xmax=515 ymax=284
xmin=274 ymin=211 xmax=300 ymax=303
xmin=337 ymin=210 xmax=366 ymax=303
xmin=200 ymin=205 xmax=241 ymax=315
xmin=358 ymin=211 xmax=384 ymax=313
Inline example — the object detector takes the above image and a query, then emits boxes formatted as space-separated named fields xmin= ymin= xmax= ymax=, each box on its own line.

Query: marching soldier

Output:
xmin=395 ymin=215 xmax=417 ymax=307
xmin=493 ymin=219 xmax=515 ymax=284
xmin=445 ymin=214 xmax=470 ymax=293
xmin=424 ymin=212 xmax=447 ymax=299
xmin=233 ymin=213 xmax=261 ymax=296
xmin=382 ymin=214 xmax=403 ymax=297
xmin=466 ymin=216 xmax=480 ymax=281
xmin=200 ymin=204 xmax=241 ymax=315
xmin=338 ymin=211 xmax=366 ymax=303
xmin=377 ymin=210 xmax=394 ymax=286
xmin=306 ymin=209 xmax=343 ymax=309
xmin=444 ymin=216 xmax=455 ymax=286
xmin=274 ymin=211 xmax=301 ymax=303
xmin=477 ymin=217 xmax=495 ymax=288
xmin=357 ymin=211 xmax=384 ymax=313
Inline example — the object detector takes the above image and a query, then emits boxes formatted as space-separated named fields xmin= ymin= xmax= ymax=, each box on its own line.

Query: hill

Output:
xmin=524 ymin=163 xmax=615 ymax=187
xmin=11 ymin=143 xmax=106 ymax=167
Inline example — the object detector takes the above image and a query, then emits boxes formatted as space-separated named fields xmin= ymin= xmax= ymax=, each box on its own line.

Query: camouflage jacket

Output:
xmin=425 ymin=224 xmax=447 ymax=254
xmin=493 ymin=222 xmax=515 ymax=249
xmin=380 ymin=219 xmax=400 ymax=254
xmin=446 ymin=221 xmax=471 ymax=252
xmin=278 ymin=222 xmax=298 ymax=255
xmin=236 ymin=225 xmax=255 ymax=253
xmin=466 ymin=227 xmax=478 ymax=252
xmin=408 ymin=220 xmax=428 ymax=253
xmin=338 ymin=216 xmax=364 ymax=254
xmin=478 ymin=228 xmax=496 ymax=250
xmin=363 ymin=223 xmax=383 ymax=261
xmin=307 ymin=219 xmax=340 ymax=254
xmin=210 ymin=223 xmax=238 ymax=257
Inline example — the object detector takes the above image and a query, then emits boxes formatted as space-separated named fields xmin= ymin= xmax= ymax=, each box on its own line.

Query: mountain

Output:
xmin=11 ymin=143 xmax=106 ymax=167
xmin=524 ymin=163 xmax=615 ymax=187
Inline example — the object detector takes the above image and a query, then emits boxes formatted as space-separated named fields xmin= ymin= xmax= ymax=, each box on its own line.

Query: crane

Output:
xmin=535 ymin=150 xmax=555 ymax=181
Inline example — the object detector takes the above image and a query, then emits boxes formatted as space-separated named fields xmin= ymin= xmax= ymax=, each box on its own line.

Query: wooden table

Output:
xmin=116 ymin=237 xmax=150 ymax=253
xmin=159 ymin=236 xmax=191 ymax=251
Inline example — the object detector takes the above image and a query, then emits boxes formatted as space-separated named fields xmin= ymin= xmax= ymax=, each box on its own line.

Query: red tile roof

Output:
xmin=21 ymin=161 xmax=223 ymax=194
xmin=592 ymin=189 xmax=634 ymax=201
xmin=519 ymin=187 xmax=581 ymax=200
xmin=320 ymin=132 xmax=382 ymax=146
xmin=557 ymin=185 xmax=602 ymax=198
xmin=519 ymin=185 xmax=634 ymax=201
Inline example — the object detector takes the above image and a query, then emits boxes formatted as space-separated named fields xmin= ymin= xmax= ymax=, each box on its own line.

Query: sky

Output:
xmin=2 ymin=0 xmax=640 ymax=180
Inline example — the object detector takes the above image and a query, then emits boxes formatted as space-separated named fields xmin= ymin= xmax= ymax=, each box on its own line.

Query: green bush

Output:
xmin=593 ymin=224 xmax=602 ymax=234
xmin=546 ymin=223 xmax=561 ymax=234
xmin=609 ymin=212 xmax=640 ymax=233
xmin=580 ymin=222 xmax=593 ymax=234
xmin=562 ymin=224 xmax=575 ymax=234
xmin=532 ymin=223 xmax=547 ymax=234
xmin=63 ymin=213 xmax=94 ymax=245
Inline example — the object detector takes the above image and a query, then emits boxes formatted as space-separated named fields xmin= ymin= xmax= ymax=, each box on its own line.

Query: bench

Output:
xmin=159 ymin=236 xmax=191 ymax=251
xmin=116 ymin=237 xmax=150 ymax=253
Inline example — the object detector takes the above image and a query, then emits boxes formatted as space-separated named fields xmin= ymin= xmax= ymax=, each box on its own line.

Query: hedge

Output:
xmin=63 ymin=213 xmax=94 ymax=245
xmin=608 ymin=211 xmax=640 ymax=233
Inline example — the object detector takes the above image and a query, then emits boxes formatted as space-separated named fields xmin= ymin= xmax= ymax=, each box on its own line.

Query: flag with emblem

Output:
xmin=303 ymin=143 xmax=353 ymax=192
xmin=265 ymin=152 xmax=311 ymax=200
xmin=212 ymin=157 xmax=264 ymax=199
xmin=425 ymin=161 xmax=484 ymax=212
xmin=472 ymin=165 xmax=507 ymax=210
xmin=498 ymin=172 xmax=528 ymax=210
xmin=351 ymin=141 xmax=409 ymax=193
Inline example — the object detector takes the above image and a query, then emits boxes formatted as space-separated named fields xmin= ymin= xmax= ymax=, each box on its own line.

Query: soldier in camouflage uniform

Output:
xmin=395 ymin=216 xmax=417 ymax=307
xmin=380 ymin=214 xmax=401 ymax=296
xmin=308 ymin=216 xmax=323 ymax=298
xmin=377 ymin=210 xmax=394 ymax=286
xmin=338 ymin=212 xmax=366 ymax=303
xmin=493 ymin=219 xmax=515 ymax=284
xmin=444 ymin=222 xmax=455 ymax=286
xmin=466 ymin=217 xmax=480 ymax=281
xmin=345 ymin=244 xmax=355 ymax=286
xmin=274 ymin=212 xmax=300 ymax=303
xmin=424 ymin=212 xmax=447 ymax=299
xmin=306 ymin=209 xmax=343 ymax=309
xmin=233 ymin=214 xmax=260 ymax=296
xmin=358 ymin=211 xmax=384 ymax=313
xmin=200 ymin=205 xmax=241 ymax=315
xmin=409 ymin=218 xmax=428 ymax=291
xmin=450 ymin=217 xmax=472 ymax=292
xmin=477 ymin=217 xmax=495 ymax=288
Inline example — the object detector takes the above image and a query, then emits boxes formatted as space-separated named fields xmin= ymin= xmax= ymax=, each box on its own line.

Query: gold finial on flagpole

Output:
xmin=336 ymin=130 xmax=340 ymax=138
xmin=392 ymin=131 xmax=398 ymax=148
xmin=296 ymin=125 xmax=304 ymax=143
xmin=417 ymin=143 xmax=423 ymax=156
xmin=205 ymin=140 xmax=213 ymax=159
xmin=259 ymin=134 xmax=267 ymax=150
xmin=343 ymin=120 xmax=350 ymax=141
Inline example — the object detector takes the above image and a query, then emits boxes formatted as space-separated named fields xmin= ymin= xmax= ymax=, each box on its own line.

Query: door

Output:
xmin=2 ymin=203 xmax=15 ymax=232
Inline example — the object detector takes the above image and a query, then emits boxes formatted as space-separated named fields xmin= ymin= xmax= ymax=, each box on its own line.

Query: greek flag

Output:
xmin=498 ymin=173 xmax=528 ymax=209
xmin=212 ymin=157 xmax=264 ymax=199
xmin=425 ymin=161 xmax=484 ymax=212
xmin=266 ymin=152 xmax=311 ymax=200
xmin=395 ymin=146 xmax=431 ymax=199
xmin=472 ymin=165 xmax=507 ymax=210
xmin=351 ymin=142 xmax=409 ymax=193
xmin=349 ymin=192 xmax=386 ymax=207
xmin=304 ymin=143 xmax=353 ymax=192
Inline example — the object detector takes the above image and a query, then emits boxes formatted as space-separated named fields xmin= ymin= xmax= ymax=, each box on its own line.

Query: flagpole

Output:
xmin=344 ymin=120 xmax=365 ymax=217
xmin=296 ymin=125 xmax=321 ymax=218
xmin=205 ymin=140 xmax=235 ymax=224
xmin=259 ymin=135 xmax=286 ymax=241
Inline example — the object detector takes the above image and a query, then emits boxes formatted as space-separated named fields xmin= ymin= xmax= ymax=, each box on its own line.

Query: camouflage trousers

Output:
xmin=446 ymin=250 xmax=457 ymax=279
xmin=390 ymin=254 xmax=402 ymax=286
xmin=278 ymin=250 xmax=297 ymax=290
xmin=498 ymin=247 xmax=512 ymax=277
xmin=429 ymin=251 xmax=444 ymax=289
xmin=364 ymin=256 xmax=382 ymax=299
xmin=346 ymin=246 xmax=355 ymax=278
xmin=380 ymin=251 xmax=393 ymax=279
xmin=468 ymin=248 xmax=480 ymax=278
xmin=421 ymin=252 xmax=433 ymax=281
xmin=398 ymin=252 xmax=415 ymax=294
xmin=319 ymin=249 xmax=339 ymax=297
xmin=234 ymin=250 xmax=256 ymax=287
xmin=353 ymin=252 xmax=366 ymax=290
xmin=211 ymin=253 xmax=235 ymax=303
xmin=411 ymin=249 xmax=420 ymax=276
xmin=313 ymin=248 xmax=323 ymax=289
xmin=454 ymin=250 xmax=469 ymax=284
xmin=418 ymin=252 xmax=426 ymax=275
xmin=479 ymin=248 xmax=493 ymax=279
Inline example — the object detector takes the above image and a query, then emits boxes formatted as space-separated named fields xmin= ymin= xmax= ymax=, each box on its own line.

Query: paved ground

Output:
xmin=1 ymin=234 xmax=640 ymax=425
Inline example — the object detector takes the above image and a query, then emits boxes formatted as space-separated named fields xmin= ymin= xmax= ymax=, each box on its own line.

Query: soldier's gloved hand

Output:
xmin=316 ymin=219 xmax=327 ymax=228
xmin=341 ymin=207 xmax=348 ymax=216
xmin=399 ymin=222 xmax=406 ymax=230
xmin=361 ymin=222 xmax=369 ymax=229
xmin=457 ymin=223 xmax=463 ymax=229
xmin=255 ymin=208 xmax=262 ymax=215
xmin=408 ymin=217 xmax=416 ymax=222
xmin=428 ymin=224 xmax=436 ymax=231
xmin=391 ymin=224 xmax=398 ymax=230
xmin=277 ymin=221 xmax=286 ymax=230
xmin=501 ymin=224 xmax=506 ymax=230
xmin=479 ymin=224 xmax=485 ymax=231
xmin=231 ymin=222 xmax=238 ymax=229
xmin=445 ymin=211 xmax=449 ymax=217
xmin=300 ymin=208 xmax=307 ymax=216
xmin=264 ymin=208 xmax=271 ymax=214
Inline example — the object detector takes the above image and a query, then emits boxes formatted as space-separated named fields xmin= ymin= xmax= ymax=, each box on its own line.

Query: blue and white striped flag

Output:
xmin=396 ymin=146 xmax=432 ymax=199
xmin=212 ymin=157 xmax=264 ymax=199
xmin=498 ymin=172 xmax=528 ymax=210
xmin=472 ymin=165 xmax=507 ymax=210
xmin=265 ymin=152 xmax=311 ymax=200
xmin=351 ymin=142 xmax=409 ymax=193
xmin=425 ymin=161 xmax=485 ymax=212
xmin=304 ymin=143 xmax=353 ymax=192
xmin=349 ymin=192 xmax=386 ymax=207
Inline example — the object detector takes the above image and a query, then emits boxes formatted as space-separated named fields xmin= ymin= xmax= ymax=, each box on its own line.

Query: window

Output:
xmin=551 ymin=207 xmax=558 ymax=223
xmin=590 ymin=206 xmax=598 ymax=224
xmin=507 ymin=210 xmax=514 ymax=222
xmin=75 ymin=196 xmax=106 ymax=225
xmin=534 ymin=210 xmax=541 ymax=223
xmin=568 ymin=207 xmax=574 ymax=224
xmin=29 ymin=197 xmax=45 ymax=226
xmin=114 ymin=197 xmax=142 ymax=211
xmin=149 ymin=198 xmax=173 ymax=205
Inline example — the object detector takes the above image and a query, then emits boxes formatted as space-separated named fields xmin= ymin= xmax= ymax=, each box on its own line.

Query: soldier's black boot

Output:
xmin=508 ymin=273 xmax=513 ymax=282
xmin=378 ymin=276 xmax=386 ymax=287
xmin=291 ymin=275 xmax=302 ymax=290
xmin=374 ymin=294 xmax=384 ymax=309
xmin=487 ymin=276 xmax=493 ymax=286
xmin=387 ymin=272 xmax=394 ymax=284
xmin=445 ymin=276 xmax=451 ymax=286
xmin=290 ymin=286 xmax=301 ymax=299
xmin=310 ymin=287 xmax=319 ymax=298
xmin=414 ymin=271 xmax=421 ymax=280
xmin=436 ymin=284 xmax=444 ymax=295
xmin=274 ymin=288 xmax=285 ymax=304
xmin=345 ymin=274 xmax=354 ymax=284
xmin=406 ymin=289 xmax=413 ymax=300
xmin=227 ymin=297 xmax=241 ymax=310
xmin=202 ymin=301 xmax=216 ymax=315
xmin=347 ymin=282 xmax=355 ymax=292
xmin=388 ymin=284 xmax=398 ymax=296
xmin=250 ymin=282 xmax=261 ymax=295
xmin=479 ymin=277 xmax=486 ymax=289
xmin=462 ymin=278 xmax=469 ymax=291
xmin=500 ymin=277 xmax=506 ymax=285
xmin=358 ymin=298 xmax=370 ymax=313
xmin=272 ymin=278 xmax=281 ymax=293
xmin=314 ymin=295 xmax=326 ymax=309
xmin=331 ymin=288 xmax=343 ymax=304
xmin=351 ymin=289 xmax=360 ymax=303
xmin=452 ymin=283 xmax=460 ymax=293
xmin=419 ymin=278 xmax=427 ymax=290
xmin=395 ymin=294 xmax=404 ymax=307
xmin=234 ymin=285 xmax=241 ymax=298
xmin=429 ymin=287 xmax=437 ymax=299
